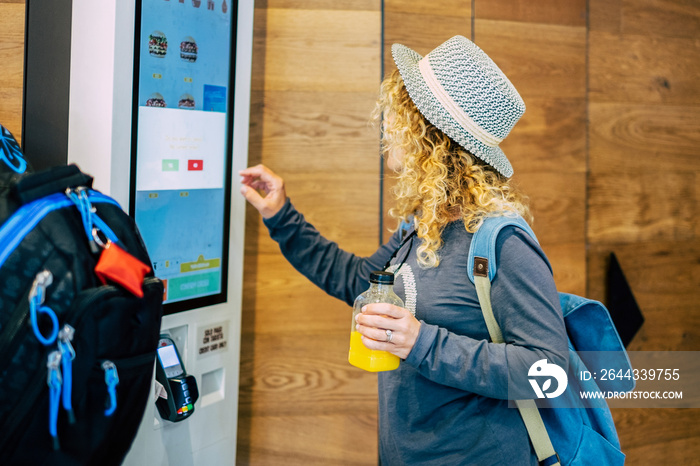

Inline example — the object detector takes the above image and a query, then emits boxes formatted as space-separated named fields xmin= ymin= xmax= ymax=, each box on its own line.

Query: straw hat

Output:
xmin=392 ymin=35 xmax=525 ymax=178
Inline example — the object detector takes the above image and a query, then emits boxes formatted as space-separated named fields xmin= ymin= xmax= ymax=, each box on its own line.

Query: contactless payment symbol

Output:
xmin=528 ymin=359 xmax=568 ymax=399
xmin=187 ymin=159 xmax=203 ymax=171
xmin=0 ymin=125 xmax=27 ymax=174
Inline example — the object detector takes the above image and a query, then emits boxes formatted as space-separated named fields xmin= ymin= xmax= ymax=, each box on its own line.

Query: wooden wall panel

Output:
xmin=0 ymin=1 xmax=25 ymax=141
xmin=588 ymin=171 xmax=695 ymax=244
xmin=587 ymin=240 xmax=700 ymax=351
xmin=252 ymin=92 xmax=379 ymax=177
xmin=590 ymin=0 xmax=700 ymax=38
xmin=589 ymin=33 xmax=700 ymax=105
xmin=589 ymin=0 xmax=622 ymax=34
xmin=476 ymin=0 xmax=586 ymax=26
xmin=238 ymin=414 xmax=377 ymax=465
xmin=239 ymin=332 xmax=377 ymax=416
xmin=540 ymin=243 xmax=586 ymax=296
xmin=260 ymin=0 xmax=378 ymax=11
xmin=238 ymin=4 xmax=382 ymax=465
xmin=618 ymin=0 xmax=699 ymax=39
xmin=381 ymin=1 xmax=471 ymax=239
xmin=611 ymin=408 xmax=700 ymax=465
xmin=475 ymin=20 xmax=586 ymax=100
xmin=244 ymin=256 xmax=357 ymax=334
xmin=588 ymin=0 xmax=700 ymax=463
xmin=240 ymin=0 xmax=700 ymax=462
xmin=500 ymin=97 xmax=586 ymax=174
xmin=588 ymin=239 xmax=700 ymax=464
xmin=589 ymin=103 xmax=700 ymax=173
xmin=475 ymin=17 xmax=587 ymax=295
xmin=383 ymin=2 xmax=471 ymax=73
xmin=262 ymin=9 xmax=380 ymax=93
xmin=517 ymin=172 xmax=586 ymax=295
xmin=516 ymin=173 xmax=585 ymax=245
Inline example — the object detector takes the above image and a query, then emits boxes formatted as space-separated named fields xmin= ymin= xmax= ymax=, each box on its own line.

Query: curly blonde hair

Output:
xmin=374 ymin=70 xmax=532 ymax=268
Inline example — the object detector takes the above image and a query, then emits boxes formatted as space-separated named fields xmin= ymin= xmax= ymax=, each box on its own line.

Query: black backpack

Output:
xmin=0 ymin=124 xmax=163 ymax=465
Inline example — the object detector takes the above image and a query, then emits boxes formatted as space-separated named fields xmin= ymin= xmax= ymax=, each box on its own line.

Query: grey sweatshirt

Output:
xmin=263 ymin=199 xmax=568 ymax=465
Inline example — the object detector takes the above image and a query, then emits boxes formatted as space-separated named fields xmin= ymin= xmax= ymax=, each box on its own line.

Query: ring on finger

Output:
xmin=385 ymin=329 xmax=393 ymax=343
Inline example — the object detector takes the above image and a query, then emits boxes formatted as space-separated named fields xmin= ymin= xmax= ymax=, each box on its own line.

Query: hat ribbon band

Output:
xmin=418 ymin=57 xmax=503 ymax=148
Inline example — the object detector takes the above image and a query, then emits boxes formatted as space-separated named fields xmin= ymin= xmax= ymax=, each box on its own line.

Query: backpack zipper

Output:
xmin=0 ymin=191 xmax=121 ymax=269
xmin=0 ymin=190 xmax=122 ymax=367
xmin=0 ymin=277 xmax=161 ymax=451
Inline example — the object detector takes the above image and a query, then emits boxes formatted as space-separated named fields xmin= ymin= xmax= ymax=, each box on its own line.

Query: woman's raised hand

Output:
xmin=239 ymin=164 xmax=287 ymax=219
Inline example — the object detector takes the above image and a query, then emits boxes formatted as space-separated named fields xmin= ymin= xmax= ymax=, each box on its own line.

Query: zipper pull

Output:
xmin=102 ymin=361 xmax=119 ymax=417
xmin=47 ymin=351 xmax=62 ymax=450
xmin=29 ymin=270 xmax=53 ymax=304
xmin=29 ymin=270 xmax=58 ymax=346
xmin=58 ymin=324 xmax=76 ymax=424
xmin=66 ymin=187 xmax=99 ymax=253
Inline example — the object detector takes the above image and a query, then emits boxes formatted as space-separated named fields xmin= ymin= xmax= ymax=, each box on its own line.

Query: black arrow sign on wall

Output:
xmin=606 ymin=252 xmax=645 ymax=348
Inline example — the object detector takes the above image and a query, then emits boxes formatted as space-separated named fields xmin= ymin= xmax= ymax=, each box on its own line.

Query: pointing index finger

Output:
xmin=239 ymin=164 xmax=269 ymax=178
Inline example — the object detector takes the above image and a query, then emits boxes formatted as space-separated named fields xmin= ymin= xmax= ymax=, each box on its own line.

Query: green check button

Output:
xmin=168 ymin=271 xmax=220 ymax=301
xmin=162 ymin=159 xmax=179 ymax=171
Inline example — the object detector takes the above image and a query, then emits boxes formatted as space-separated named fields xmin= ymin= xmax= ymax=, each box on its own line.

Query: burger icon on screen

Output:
xmin=148 ymin=31 xmax=168 ymax=58
xmin=180 ymin=36 xmax=198 ymax=63
xmin=178 ymin=93 xmax=195 ymax=109
xmin=146 ymin=93 xmax=167 ymax=108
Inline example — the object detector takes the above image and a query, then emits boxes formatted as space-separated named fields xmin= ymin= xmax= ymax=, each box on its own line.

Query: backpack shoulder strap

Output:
xmin=468 ymin=215 xmax=561 ymax=466
xmin=467 ymin=215 xmax=539 ymax=285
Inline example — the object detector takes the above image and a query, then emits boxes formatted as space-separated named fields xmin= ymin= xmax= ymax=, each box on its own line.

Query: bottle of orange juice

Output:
xmin=349 ymin=271 xmax=404 ymax=372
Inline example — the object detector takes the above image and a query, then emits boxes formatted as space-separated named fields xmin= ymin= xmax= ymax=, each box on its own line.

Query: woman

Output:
xmin=240 ymin=36 xmax=568 ymax=465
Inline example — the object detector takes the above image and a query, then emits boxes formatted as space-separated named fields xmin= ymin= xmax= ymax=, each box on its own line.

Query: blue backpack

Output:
xmin=467 ymin=215 xmax=634 ymax=466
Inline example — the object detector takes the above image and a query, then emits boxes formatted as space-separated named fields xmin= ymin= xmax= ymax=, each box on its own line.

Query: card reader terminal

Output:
xmin=155 ymin=335 xmax=199 ymax=422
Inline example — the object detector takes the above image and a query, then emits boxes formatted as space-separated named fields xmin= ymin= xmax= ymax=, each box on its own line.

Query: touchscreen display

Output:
xmin=131 ymin=0 xmax=236 ymax=313
xmin=158 ymin=344 xmax=184 ymax=378
xmin=158 ymin=344 xmax=180 ymax=369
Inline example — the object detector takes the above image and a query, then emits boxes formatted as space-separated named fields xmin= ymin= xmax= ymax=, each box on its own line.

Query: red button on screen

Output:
xmin=188 ymin=160 xmax=203 ymax=171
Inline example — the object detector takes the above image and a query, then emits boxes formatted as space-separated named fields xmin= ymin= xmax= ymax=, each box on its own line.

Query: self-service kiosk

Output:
xmin=22 ymin=0 xmax=254 ymax=463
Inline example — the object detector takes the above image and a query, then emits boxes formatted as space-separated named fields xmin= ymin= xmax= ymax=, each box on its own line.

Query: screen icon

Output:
xmin=188 ymin=159 xmax=203 ymax=171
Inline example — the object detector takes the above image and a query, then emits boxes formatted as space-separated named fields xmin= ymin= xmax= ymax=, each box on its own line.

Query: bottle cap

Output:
xmin=370 ymin=271 xmax=394 ymax=285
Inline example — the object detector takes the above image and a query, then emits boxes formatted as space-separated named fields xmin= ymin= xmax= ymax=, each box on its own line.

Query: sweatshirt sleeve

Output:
xmin=263 ymin=198 xmax=403 ymax=306
xmin=403 ymin=227 xmax=569 ymax=400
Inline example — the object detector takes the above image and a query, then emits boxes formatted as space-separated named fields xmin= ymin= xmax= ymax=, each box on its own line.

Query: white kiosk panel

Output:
xmin=65 ymin=0 xmax=253 ymax=463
